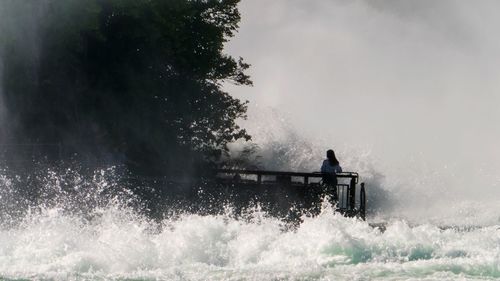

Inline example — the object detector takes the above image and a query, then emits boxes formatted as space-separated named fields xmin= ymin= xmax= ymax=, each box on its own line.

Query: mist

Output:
xmin=224 ymin=0 xmax=500 ymax=222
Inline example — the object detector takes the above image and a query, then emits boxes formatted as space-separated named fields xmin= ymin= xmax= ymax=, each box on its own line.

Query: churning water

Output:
xmin=1 ymin=195 xmax=499 ymax=280
xmin=1 ymin=204 xmax=499 ymax=281
xmin=0 ymin=156 xmax=499 ymax=281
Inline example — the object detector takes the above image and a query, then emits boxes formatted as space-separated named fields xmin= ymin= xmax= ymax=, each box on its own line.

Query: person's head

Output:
xmin=326 ymin=149 xmax=339 ymax=165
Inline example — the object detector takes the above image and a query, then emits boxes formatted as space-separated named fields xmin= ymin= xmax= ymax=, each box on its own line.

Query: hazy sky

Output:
xmin=224 ymin=0 xmax=500 ymax=197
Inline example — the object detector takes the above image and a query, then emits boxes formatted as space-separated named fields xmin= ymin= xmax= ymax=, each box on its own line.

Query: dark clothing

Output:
xmin=320 ymin=160 xmax=342 ymax=173
xmin=320 ymin=159 xmax=342 ymax=186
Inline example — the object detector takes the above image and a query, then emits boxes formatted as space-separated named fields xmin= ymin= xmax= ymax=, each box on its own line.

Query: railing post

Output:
xmin=359 ymin=183 xmax=366 ymax=221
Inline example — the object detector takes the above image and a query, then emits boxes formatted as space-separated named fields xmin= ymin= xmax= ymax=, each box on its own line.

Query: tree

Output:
xmin=0 ymin=0 xmax=251 ymax=176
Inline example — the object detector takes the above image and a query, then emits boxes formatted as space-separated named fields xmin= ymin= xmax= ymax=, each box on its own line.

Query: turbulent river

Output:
xmin=0 ymin=166 xmax=499 ymax=281
xmin=1 ymin=202 xmax=499 ymax=280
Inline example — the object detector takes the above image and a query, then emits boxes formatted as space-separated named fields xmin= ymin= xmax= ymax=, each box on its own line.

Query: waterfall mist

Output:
xmin=225 ymin=0 xmax=500 ymax=224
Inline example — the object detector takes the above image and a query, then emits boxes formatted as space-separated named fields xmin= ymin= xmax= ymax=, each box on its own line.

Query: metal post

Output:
xmin=359 ymin=183 xmax=366 ymax=221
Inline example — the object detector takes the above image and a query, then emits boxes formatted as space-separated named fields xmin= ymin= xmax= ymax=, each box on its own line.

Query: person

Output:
xmin=321 ymin=149 xmax=342 ymax=174
xmin=320 ymin=149 xmax=342 ymax=200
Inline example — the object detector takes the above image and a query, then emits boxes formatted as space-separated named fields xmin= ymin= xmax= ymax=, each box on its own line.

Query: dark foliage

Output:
xmin=0 ymin=0 xmax=251 ymax=176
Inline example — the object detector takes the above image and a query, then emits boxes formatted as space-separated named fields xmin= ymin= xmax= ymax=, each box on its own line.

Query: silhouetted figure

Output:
xmin=321 ymin=149 xmax=342 ymax=200
xmin=321 ymin=149 xmax=342 ymax=174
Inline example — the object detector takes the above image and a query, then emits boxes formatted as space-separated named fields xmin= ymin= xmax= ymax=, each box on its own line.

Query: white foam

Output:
xmin=1 ymin=203 xmax=499 ymax=280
